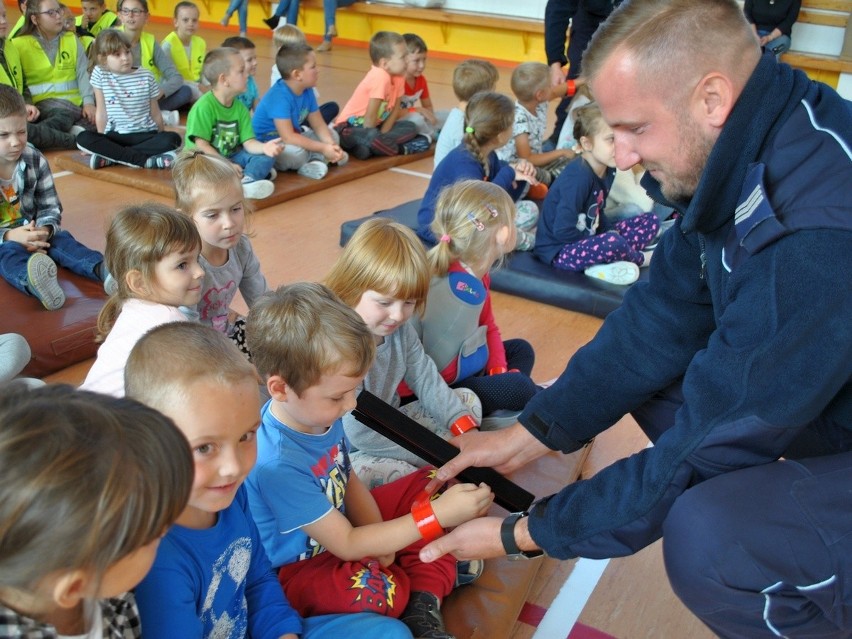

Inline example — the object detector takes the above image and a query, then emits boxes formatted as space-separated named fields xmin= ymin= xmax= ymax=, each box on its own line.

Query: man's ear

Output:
xmin=692 ymin=72 xmax=735 ymax=129
xmin=267 ymin=375 xmax=290 ymax=402
xmin=125 ymin=269 xmax=148 ymax=297
xmin=51 ymin=571 xmax=90 ymax=609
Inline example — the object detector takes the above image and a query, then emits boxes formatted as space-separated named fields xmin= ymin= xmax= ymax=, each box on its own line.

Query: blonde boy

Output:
xmin=497 ymin=61 xmax=575 ymax=185
xmin=270 ymin=24 xmax=306 ymax=85
xmin=433 ymin=59 xmax=498 ymax=166
xmin=245 ymin=283 xmax=492 ymax=639
xmin=185 ymin=47 xmax=283 ymax=200
xmin=162 ymin=2 xmax=206 ymax=102
xmin=127 ymin=322 xmax=412 ymax=639
xmin=252 ymin=44 xmax=346 ymax=180
xmin=334 ymin=31 xmax=418 ymax=159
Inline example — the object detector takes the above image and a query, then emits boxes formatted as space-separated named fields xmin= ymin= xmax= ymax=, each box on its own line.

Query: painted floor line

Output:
xmin=388 ymin=166 xmax=432 ymax=179
xmin=52 ymin=170 xmax=73 ymax=179
xmin=532 ymin=557 xmax=611 ymax=639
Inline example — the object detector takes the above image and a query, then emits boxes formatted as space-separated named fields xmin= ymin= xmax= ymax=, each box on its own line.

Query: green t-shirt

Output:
xmin=185 ymin=91 xmax=255 ymax=158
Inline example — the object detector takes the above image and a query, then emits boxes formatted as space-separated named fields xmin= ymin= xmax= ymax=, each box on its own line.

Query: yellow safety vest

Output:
xmin=75 ymin=10 xmax=119 ymax=37
xmin=118 ymin=28 xmax=162 ymax=82
xmin=0 ymin=39 xmax=24 ymax=93
xmin=15 ymin=32 xmax=82 ymax=106
xmin=162 ymin=32 xmax=205 ymax=82
xmin=9 ymin=16 xmax=25 ymax=40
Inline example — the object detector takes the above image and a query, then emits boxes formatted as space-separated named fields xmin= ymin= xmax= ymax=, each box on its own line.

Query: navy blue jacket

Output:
xmin=417 ymin=144 xmax=526 ymax=244
xmin=522 ymin=54 xmax=852 ymax=559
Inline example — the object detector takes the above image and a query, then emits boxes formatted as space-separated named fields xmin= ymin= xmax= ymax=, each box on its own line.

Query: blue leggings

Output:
xmin=223 ymin=0 xmax=248 ymax=32
xmin=272 ymin=0 xmax=300 ymax=23
xmin=552 ymin=212 xmax=659 ymax=271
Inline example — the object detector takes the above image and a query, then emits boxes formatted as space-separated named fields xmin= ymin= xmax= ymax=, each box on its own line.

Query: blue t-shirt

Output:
xmin=245 ymin=400 xmax=353 ymax=569
xmin=134 ymin=486 xmax=302 ymax=639
xmin=533 ymin=157 xmax=615 ymax=265
xmin=252 ymin=80 xmax=319 ymax=142
xmin=236 ymin=75 xmax=258 ymax=113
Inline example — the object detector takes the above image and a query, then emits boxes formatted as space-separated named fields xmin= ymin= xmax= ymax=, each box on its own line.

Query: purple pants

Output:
xmin=552 ymin=212 xmax=659 ymax=271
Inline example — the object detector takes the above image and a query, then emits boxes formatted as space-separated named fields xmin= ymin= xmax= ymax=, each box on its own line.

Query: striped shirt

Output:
xmin=90 ymin=66 xmax=160 ymax=134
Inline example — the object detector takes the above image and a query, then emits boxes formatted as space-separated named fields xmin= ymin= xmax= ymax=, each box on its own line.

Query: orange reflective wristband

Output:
xmin=411 ymin=497 xmax=444 ymax=541
xmin=450 ymin=414 xmax=478 ymax=437
xmin=566 ymin=79 xmax=576 ymax=97
xmin=489 ymin=366 xmax=508 ymax=376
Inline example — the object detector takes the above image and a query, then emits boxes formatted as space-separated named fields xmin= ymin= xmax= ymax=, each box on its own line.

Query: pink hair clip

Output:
xmin=467 ymin=212 xmax=485 ymax=231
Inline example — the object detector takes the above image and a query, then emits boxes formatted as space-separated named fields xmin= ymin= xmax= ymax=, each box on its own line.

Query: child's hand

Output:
xmin=5 ymin=221 xmax=50 ymax=252
xmin=420 ymin=107 xmax=437 ymax=125
xmin=323 ymin=143 xmax=346 ymax=163
xmin=431 ymin=482 xmax=493 ymax=529
xmin=511 ymin=159 xmax=538 ymax=185
xmin=377 ymin=551 xmax=396 ymax=567
xmin=230 ymin=162 xmax=244 ymax=178
xmin=82 ymin=104 xmax=97 ymax=124
xmin=262 ymin=138 xmax=284 ymax=157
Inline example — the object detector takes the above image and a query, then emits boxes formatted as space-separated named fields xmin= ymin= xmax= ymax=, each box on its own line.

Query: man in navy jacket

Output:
xmin=420 ymin=1 xmax=852 ymax=636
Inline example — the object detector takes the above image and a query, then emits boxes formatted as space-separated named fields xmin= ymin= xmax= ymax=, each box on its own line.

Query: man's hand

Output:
xmin=419 ymin=517 xmax=505 ymax=562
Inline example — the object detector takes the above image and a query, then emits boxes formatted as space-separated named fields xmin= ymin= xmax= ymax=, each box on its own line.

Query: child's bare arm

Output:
xmin=344 ymin=473 xmax=384 ymax=526
xmin=515 ymin=132 xmax=575 ymax=166
xmin=302 ymin=479 xmax=493 ymax=561
xmin=243 ymin=138 xmax=284 ymax=158
xmin=149 ymin=98 xmax=164 ymax=131
xmin=379 ymin=102 xmax=403 ymax=132
xmin=418 ymin=96 xmax=437 ymax=124
xmin=193 ymin=137 xmax=225 ymax=159
xmin=363 ymin=97 xmax=384 ymax=129
xmin=94 ymin=88 xmax=107 ymax=133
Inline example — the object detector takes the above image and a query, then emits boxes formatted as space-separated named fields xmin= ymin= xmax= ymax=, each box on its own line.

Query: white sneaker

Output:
xmin=584 ymin=261 xmax=640 ymax=285
xmin=241 ymin=178 xmax=275 ymax=200
xmin=26 ymin=253 xmax=65 ymax=310
xmin=267 ymin=168 xmax=278 ymax=181
xmin=70 ymin=125 xmax=86 ymax=137
xmin=161 ymin=110 xmax=180 ymax=126
xmin=297 ymin=160 xmax=328 ymax=180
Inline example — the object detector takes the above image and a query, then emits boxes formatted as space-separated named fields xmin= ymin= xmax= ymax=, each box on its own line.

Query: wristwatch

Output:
xmin=501 ymin=511 xmax=544 ymax=560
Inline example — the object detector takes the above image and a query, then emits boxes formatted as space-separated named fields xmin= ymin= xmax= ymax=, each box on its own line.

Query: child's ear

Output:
xmin=267 ymin=375 xmax=290 ymax=402
xmin=51 ymin=571 xmax=90 ymax=609
xmin=496 ymin=224 xmax=512 ymax=250
xmin=125 ymin=269 xmax=148 ymax=297
xmin=579 ymin=134 xmax=593 ymax=152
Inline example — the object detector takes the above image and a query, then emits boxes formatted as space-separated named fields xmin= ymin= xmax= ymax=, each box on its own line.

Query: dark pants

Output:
xmin=548 ymin=3 xmax=610 ymax=145
xmin=158 ymin=85 xmax=193 ymax=112
xmin=337 ymin=120 xmax=417 ymax=160
xmin=632 ymin=381 xmax=852 ymax=638
xmin=0 ymin=230 xmax=102 ymax=296
xmin=453 ymin=338 xmax=538 ymax=414
xmin=76 ymin=130 xmax=182 ymax=167
xmin=27 ymin=109 xmax=76 ymax=150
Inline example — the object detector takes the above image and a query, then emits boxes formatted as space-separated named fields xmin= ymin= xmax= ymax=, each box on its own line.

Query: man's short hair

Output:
xmin=246 ymin=283 xmax=375 ymax=395
xmin=276 ymin=43 xmax=312 ymax=80
xmin=452 ymin=59 xmax=499 ymax=102
xmin=202 ymin=47 xmax=240 ymax=86
xmin=0 ymin=85 xmax=27 ymax=120
xmin=369 ymin=31 xmax=404 ymax=65
xmin=125 ymin=322 xmax=258 ymax=412
xmin=583 ymin=0 xmax=757 ymax=94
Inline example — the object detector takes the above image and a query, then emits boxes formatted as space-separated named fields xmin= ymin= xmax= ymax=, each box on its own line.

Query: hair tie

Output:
xmin=440 ymin=234 xmax=451 ymax=244
xmin=464 ymin=126 xmax=475 ymax=134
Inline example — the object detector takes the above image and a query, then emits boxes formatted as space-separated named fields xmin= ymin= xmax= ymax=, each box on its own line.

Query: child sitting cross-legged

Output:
xmin=0 ymin=85 xmax=112 ymax=311
xmin=128 ymin=322 xmax=412 ymax=638
xmin=253 ymin=44 xmax=347 ymax=181
xmin=334 ymin=31 xmax=418 ymax=160
xmin=185 ymin=47 xmax=283 ymax=200
xmin=245 ymin=282 xmax=493 ymax=639
xmin=222 ymin=36 xmax=259 ymax=114
xmin=0 ymin=384 xmax=193 ymax=638
xmin=76 ymin=29 xmax=183 ymax=170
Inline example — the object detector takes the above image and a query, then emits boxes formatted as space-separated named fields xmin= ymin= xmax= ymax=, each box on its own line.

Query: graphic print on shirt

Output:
xmin=200 ymin=279 xmax=237 ymax=332
xmin=213 ymin=120 xmax=241 ymax=157
xmin=400 ymin=88 xmax=423 ymax=110
xmin=300 ymin=442 xmax=350 ymax=561
xmin=200 ymin=536 xmax=252 ymax=639
xmin=576 ymin=187 xmax=606 ymax=236
xmin=0 ymin=181 xmax=22 ymax=227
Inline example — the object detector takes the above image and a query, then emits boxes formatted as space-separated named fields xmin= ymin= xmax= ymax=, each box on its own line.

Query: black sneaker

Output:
xmin=263 ymin=16 xmax=280 ymax=29
xmin=400 ymin=134 xmax=432 ymax=155
xmin=400 ymin=591 xmax=455 ymax=639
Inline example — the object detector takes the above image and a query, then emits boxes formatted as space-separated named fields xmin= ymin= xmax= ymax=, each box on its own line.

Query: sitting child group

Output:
xmin=0 ymin=2 xmax=674 ymax=638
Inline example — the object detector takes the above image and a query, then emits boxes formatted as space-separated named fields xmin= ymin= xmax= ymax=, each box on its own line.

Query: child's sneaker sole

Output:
xmin=241 ymin=179 xmax=275 ymax=200
xmin=584 ymin=261 xmax=640 ymax=285
xmin=27 ymin=253 xmax=65 ymax=310
xmin=297 ymin=160 xmax=328 ymax=180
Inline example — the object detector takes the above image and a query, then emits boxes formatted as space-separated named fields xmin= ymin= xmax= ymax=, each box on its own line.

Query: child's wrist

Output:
xmin=450 ymin=414 xmax=478 ymax=437
xmin=411 ymin=493 xmax=445 ymax=541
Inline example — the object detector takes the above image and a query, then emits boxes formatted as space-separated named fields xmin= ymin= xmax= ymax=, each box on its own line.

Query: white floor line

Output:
xmin=532 ymin=557 xmax=611 ymax=639
xmin=388 ymin=166 xmax=432 ymax=179
xmin=52 ymin=170 xmax=73 ymax=179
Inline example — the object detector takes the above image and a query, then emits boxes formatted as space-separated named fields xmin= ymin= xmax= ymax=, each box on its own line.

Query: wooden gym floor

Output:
xmin=36 ymin=14 xmax=714 ymax=639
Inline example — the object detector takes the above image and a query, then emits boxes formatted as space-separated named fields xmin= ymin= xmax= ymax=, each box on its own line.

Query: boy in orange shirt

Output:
xmin=334 ymin=31 xmax=417 ymax=159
